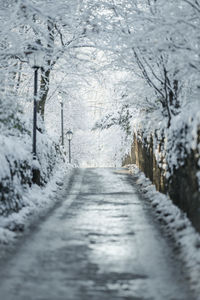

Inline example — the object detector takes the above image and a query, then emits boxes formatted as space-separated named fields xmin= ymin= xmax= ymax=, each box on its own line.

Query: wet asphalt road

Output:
xmin=0 ymin=168 xmax=195 ymax=300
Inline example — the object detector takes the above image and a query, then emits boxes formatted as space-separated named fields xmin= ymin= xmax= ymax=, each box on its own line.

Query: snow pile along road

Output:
xmin=129 ymin=164 xmax=200 ymax=299
xmin=0 ymin=165 xmax=73 ymax=246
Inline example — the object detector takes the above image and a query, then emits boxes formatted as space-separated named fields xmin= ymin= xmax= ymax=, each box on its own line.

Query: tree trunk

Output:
xmin=37 ymin=19 xmax=55 ymax=120
xmin=37 ymin=67 xmax=51 ymax=118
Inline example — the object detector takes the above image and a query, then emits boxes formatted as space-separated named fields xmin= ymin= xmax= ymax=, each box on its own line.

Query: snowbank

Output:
xmin=0 ymin=163 xmax=73 ymax=246
xmin=0 ymin=107 xmax=69 ymax=216
xmin=129 ymin=164 xmax=200 ymax=299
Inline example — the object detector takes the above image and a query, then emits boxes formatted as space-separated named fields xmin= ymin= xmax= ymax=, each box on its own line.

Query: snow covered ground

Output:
xmin=129 ymin=164 xmax=200 ymax=299
xmin=0 ymin=163 xmax=73 ymax=247
xmin=1 ymin=159 xmax=200 ymax=298
xmin=0 ymin=167 xmax=195 ymax=300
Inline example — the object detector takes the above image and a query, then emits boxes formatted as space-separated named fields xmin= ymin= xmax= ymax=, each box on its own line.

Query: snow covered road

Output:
xmin=0 ymin=168 xmax=195 ymax=300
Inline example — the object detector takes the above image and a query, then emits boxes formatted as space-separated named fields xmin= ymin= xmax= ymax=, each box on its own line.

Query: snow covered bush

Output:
xmin=0 ymin=105 xmax=64 ymax=216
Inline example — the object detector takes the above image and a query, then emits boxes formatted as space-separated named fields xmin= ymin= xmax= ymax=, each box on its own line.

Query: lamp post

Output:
xmin=60 ymin=99 xmax=64 ymax=147
xmin=66 ymin=130 xmax=73 ymax=163
xmin=25 ymin=41 xmax=45 ymax=185
xmin=25 ymin=41 xmax=45 ymax=158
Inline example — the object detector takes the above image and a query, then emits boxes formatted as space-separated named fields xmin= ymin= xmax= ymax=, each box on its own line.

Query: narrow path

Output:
xmin=0 ymin=168 xmax=194 ymax=300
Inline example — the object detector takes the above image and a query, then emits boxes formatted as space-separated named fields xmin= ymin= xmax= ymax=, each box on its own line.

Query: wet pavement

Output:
xmin=0 ymin=168 xmax=195 ymax=300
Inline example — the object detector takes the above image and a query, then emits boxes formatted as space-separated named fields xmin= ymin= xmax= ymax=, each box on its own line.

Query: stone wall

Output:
xmin=123 ymin=133 xmax=200 ymax=232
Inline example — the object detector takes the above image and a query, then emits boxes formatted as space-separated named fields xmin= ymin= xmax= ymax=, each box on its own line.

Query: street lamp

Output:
xmin=66 ymin=130 xmax=73 ymax=163
xmin=25 ymin=41 xmax=45 ymax=185
xmin=25 ymin=41 xmax=45 ymax=159
xmin=60 ymin=98 xmax=64 ymax=147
